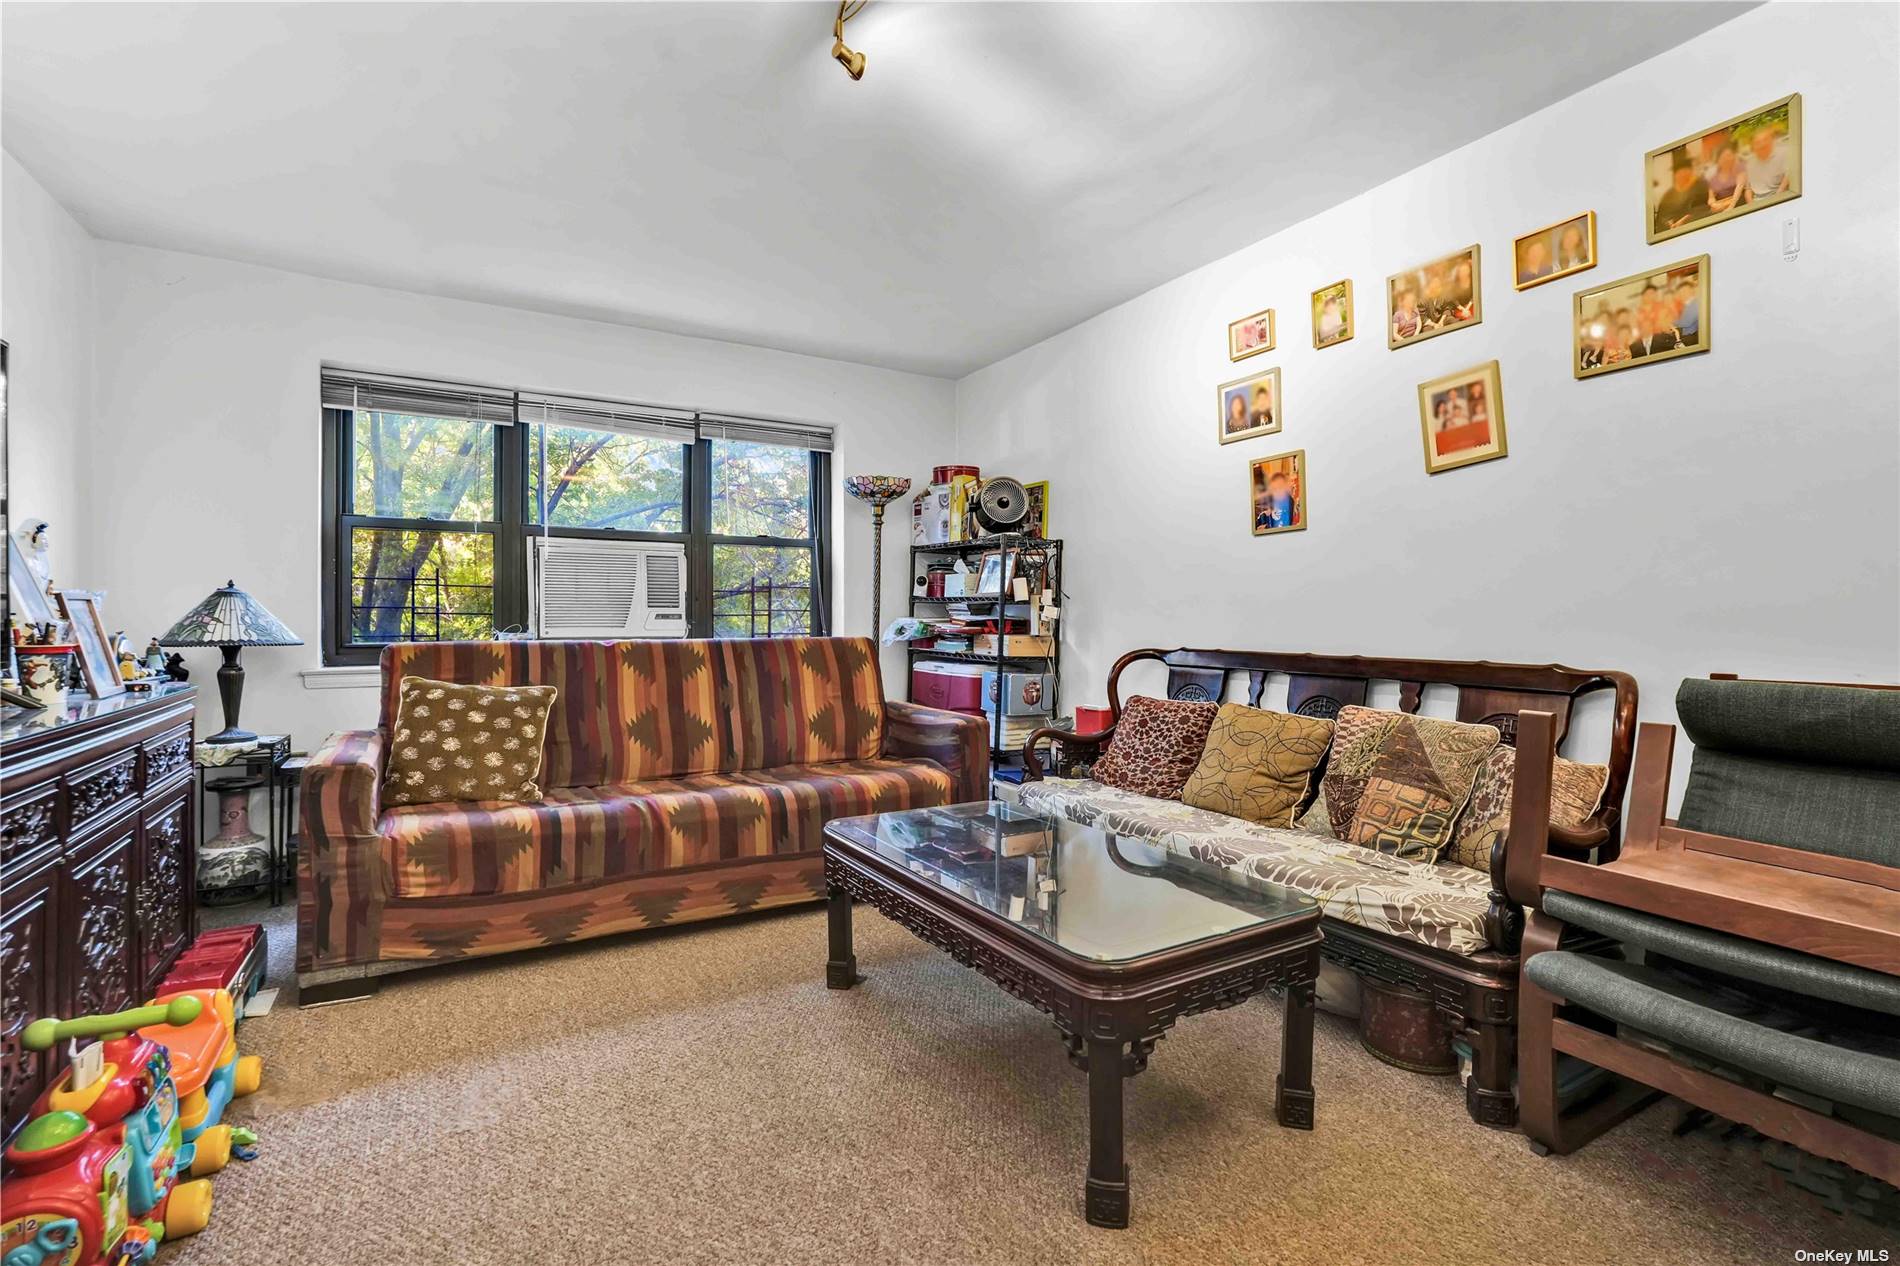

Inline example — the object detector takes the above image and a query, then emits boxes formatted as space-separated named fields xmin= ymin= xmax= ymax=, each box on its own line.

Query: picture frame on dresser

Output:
xmin=57 ymin=590 xmax=126 ymax=699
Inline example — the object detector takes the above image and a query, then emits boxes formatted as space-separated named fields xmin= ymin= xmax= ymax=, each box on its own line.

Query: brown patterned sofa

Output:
xmin=297 ymin=636 xmax=988 ymax=1002
xmin=1021 ymin=648 xmax=1636 ymax=1128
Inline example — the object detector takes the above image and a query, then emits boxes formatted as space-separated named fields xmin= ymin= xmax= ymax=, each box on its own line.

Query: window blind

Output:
xmin=517 ymin=392 xmax=698 ymax=444
xmin=322 ymin=367 xmax=837 ymax=451
xmin=696 ymin=413 xmax=835 ymax=453
xmin=320 ymin=369 xmax=517 ymax=425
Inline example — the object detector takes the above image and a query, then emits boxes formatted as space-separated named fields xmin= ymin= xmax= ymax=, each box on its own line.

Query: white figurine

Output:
xmin=13 ymin=519 xmax=52 ymax=592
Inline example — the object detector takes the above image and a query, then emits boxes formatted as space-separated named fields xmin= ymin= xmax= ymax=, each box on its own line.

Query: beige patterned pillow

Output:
xmin=1182 ymin=704 xmax=1334 ymax=827
xmin=383 ymin=677 xmax=557 ymax=807
xmin=1446 ymin=743 xmax=1609 ymax=872
xmin=1322 ymin=706 xmax=1500 ymax=862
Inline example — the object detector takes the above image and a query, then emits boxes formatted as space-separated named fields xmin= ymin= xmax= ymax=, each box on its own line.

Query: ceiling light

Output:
xmin=833 ymin=0 xmax=866 ymax=80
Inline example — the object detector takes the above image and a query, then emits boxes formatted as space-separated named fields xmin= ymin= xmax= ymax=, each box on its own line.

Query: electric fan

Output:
xmin=972 ymin=476 xmax=1031 ymax=535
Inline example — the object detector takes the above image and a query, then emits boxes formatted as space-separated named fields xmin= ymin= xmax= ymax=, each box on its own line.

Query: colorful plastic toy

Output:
xmin=136 ymin=989 xmax=262 ymax=1177
xmin=1 ymin=997 xmax=220 ymax=1264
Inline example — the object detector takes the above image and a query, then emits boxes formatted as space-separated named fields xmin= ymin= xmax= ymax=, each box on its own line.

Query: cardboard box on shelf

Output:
xmin=972 ymin=633 xmax=1056 ymax=658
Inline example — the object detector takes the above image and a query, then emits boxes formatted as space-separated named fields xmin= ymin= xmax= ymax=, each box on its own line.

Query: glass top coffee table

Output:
xmin=823 ymin=801 xmax=1324 ymax=1228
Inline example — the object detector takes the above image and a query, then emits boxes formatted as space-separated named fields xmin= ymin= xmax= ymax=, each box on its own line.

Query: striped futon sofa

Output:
xmin=296 ymin=636 xmax=988 ymax=1002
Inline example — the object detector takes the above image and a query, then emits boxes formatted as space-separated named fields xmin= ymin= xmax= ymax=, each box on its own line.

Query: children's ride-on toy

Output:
xmin=2 ymin=998 xmax=218 ymax=1265
xmin=137 ymin=989 xmax=262 ymax=1177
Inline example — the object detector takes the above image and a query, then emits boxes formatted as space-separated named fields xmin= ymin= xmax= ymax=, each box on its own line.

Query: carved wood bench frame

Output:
xmin=1021 ymin=646 xmax=1638 ymax=1129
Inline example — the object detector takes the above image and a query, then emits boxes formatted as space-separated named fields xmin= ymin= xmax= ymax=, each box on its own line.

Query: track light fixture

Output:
xmin=833 ymin=0 xmax=866 ymax=80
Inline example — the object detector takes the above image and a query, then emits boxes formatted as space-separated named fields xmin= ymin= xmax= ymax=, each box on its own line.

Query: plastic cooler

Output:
xmin=911 ymin=662 xmax=986 ymax=714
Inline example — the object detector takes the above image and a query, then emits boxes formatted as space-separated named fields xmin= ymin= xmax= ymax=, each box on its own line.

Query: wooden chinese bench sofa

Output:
xmin=297 ymin=636 xmax=989 ymax=1003
xmin=1019 ymin=647 xmax=1638 ymax=1128
xmin=1516 ymin=674 xmax=1900 ymax=1187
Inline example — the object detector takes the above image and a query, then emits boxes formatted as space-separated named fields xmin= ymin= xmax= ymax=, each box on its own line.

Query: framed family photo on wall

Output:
xmin=1249 ymin=450 xmax=1306 ymax=536
xmin=1574 ymin=255 xmax=1710 ymax=379
xmin=1387 ymin=245 xmax=1480 ymax=349
xmin=1217 ymin=366 xmax=1281 ymax=445
xmin=1311 ymin=280 xmax=1353 ymax=348
xmin=1228 ymin=308 xmax=1275 ymax=361
xmin=1512 ymin=212 xmax=1596 ymax=290
xmin=1646 ymin=94 xmax=1800 ymax=244
xmin=1416 ymin=361 xmax=1507 ymax=474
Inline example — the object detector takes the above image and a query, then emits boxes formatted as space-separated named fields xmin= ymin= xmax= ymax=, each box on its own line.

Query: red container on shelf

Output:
xmin=1074 ymin=705 xmax=1113 ymax=735
xmin=911 ymin=662 xmax=986 ymax=714
xmin=931 ymin=464 xmax=979 ymax=485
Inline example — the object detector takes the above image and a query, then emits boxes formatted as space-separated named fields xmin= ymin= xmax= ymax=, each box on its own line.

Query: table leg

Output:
xmin=1276 ymin=975 xmax=1317 ymax=1130
xmin=267 ymin=761 xmax=280 ymax=908
xmin=1084 ymin=1035 xmax=1130 ymax=1228
xmin=825 ymin=881 xmax=857 ymax=989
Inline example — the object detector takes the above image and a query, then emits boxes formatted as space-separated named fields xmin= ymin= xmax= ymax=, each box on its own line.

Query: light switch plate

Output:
xmin=1782 ymin=216 xmax=1800 ymax=260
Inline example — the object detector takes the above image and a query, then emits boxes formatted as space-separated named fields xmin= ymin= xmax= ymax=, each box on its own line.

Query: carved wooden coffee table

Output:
xmin=823 ymin=801 xmax=1323 ymax=1228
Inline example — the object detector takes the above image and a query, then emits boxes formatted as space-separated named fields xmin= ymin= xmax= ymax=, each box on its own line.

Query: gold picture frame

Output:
xmin=1217 ymin=366 xmax=1281 ymax=445
xmin=1249 ymin=449 xmax=1307 ymax=536
xmin=1227 ymin=308 xmax=1276 ymax=361
xmin=1311 ymin=280 xmax=1353 ymax=349
xmin=1512 ymin=211 xmax=1597 ymax=291
xmin=1387 ymin=245 xmax=1481 ymax=349
xmin=1416 ymin=361 xmax=1508 ymax=475
xmin=1022 ymin=480 xmax=1049 ymax=539
xmin=56 ymin=590 xmax=126 ymax=700
xmin=1645 ymin=93 xmax=1800 ymax=245
xmin=1573 ymin=255 xmax=1710 ymax=380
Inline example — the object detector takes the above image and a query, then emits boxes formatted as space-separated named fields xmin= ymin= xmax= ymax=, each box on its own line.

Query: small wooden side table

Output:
xmin=195 ymin=733 xmax=291 ymax=907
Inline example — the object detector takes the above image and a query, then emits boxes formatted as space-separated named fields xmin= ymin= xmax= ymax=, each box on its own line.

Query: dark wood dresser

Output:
xmin=1 ymin=683 xmax=198 ymax=1139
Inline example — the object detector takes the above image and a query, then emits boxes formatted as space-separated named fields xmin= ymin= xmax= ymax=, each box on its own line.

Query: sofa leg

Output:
xmin=1466 ymin=1017 xmax=1519 ymax=1129
xmin=298 ymin=975 xmax=381 ymax=1008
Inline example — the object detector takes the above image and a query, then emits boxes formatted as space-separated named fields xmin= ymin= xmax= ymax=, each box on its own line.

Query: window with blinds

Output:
xmin=318 ymin=368 xmax=833 ymax=664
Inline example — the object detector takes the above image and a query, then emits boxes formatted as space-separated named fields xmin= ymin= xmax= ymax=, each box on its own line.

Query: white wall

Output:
xmin=955 ymin=3 xmax=1900 ymax=780
xmin=70 ymin=244 xmax=953 ymax=749
xmin=2 ymin=152 xmax=96 ymax=580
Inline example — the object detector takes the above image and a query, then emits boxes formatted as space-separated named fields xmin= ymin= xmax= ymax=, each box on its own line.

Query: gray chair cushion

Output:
xmin=1543 ymin=890 xmax=1900 ymax=1017
xmin=1675 ymin=678 xmax=1900 ymax=865
xmin=1527 ymin=950 xmax=1900 ymax=1117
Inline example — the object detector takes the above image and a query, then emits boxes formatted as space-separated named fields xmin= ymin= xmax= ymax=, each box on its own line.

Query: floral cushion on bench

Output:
xmin=1019 ymin=777 xmax=1495 ymax=956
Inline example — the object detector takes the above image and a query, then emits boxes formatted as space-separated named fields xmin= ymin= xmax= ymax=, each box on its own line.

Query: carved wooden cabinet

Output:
xmin=1 ymin=684 xmax=197 ymax=1140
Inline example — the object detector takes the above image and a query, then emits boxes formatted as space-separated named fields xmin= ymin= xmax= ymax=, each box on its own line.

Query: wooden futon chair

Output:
xmin=1510 ymin=674 xmax=1900 ymax=1185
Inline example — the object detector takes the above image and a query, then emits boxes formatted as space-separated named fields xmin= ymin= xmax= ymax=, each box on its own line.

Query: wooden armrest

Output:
xmin=1021 ymin=724 xmax=1114 ymax=781
xmin=1542 ymin=850 xmax=1900 ymax=974
xmin=1500 ymin=709 xmax=1558 ymax=912
xmin=1549 ymin=821 xmax=1611 ymax=852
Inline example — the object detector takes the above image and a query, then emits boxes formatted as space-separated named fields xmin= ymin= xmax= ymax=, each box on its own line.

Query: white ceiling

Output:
xmin=2 ymin=1 xmax=1749 ymax=378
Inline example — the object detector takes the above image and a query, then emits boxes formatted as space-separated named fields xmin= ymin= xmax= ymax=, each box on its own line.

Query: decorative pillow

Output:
xmin=1090 ymin=696 xmax=1219 ymax=801
xmin=383 ymin=677 xmax=558 ymax=807
xmin=1446 ymin=744 xmax=1609 ymax=872
xmin=1182 ymin=704 xmax=1334 ymax=827
xmin=1293 ymin=786 xmax=1334 ymax=837
xmin=1322 ymin=706 xmax=1500 ymax=862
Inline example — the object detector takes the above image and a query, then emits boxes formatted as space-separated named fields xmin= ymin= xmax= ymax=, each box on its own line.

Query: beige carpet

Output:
xmin=174 ymin=900 xmax=1880 ymax=1265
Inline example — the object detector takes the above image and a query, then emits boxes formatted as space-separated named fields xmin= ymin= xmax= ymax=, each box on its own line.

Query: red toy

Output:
xmin=155 ymin=925 xmax=267 ymax=1011
xmin=2 ymin=998 xmax=219 ymax=1264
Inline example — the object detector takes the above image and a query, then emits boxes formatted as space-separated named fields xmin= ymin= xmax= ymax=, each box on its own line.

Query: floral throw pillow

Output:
xmin=1090 ymin=696 xmax=1219 ymax=801
xmin=383 ymin=677 xmax=558 ymax=807
xmin=1446 ymin=743 xmax=1609 ymax=872
xmin=1321 ymin=706 xmax=1500 ymax=862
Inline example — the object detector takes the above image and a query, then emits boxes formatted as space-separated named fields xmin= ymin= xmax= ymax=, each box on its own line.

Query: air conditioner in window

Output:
xmin=530 ymin=537 xmax=687 ymax=639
